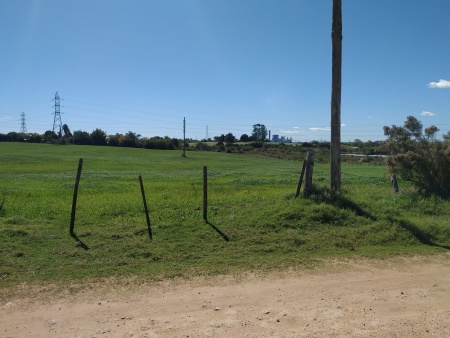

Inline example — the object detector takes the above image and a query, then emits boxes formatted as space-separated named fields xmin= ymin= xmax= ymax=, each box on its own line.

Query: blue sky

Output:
xmin=1 ymin=0 xmax=449 ymax=142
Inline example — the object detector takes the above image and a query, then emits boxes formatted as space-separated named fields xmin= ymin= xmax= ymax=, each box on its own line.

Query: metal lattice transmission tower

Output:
xmin=52 ymin=91 xmax=63 ymax=137
xmin=20 ymin=112 xmax=27 ymax=133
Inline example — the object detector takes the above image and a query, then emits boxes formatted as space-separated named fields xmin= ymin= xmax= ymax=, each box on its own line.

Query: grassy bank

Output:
xmin=1 ymin=143 xmax=449 ymax=289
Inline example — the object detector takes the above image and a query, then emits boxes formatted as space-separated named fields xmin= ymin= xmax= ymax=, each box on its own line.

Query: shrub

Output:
xmin=384 ymin=116 xmax=450 ymax=196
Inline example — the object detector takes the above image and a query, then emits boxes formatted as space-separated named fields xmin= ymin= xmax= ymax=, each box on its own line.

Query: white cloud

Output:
xmin=421 ymin=111 xmax=435 ymax=116
xmin=341 ymin=123 xmax=346 ymax=127
xmin=280 ymin=129 xmax=303 ymax=134
xmin=427 ymin=79 xmax=450 ymax=88
xmin=367 ymin=116 xmax=373 ymax=119
xmin=309 ymin=127 xmax=330 ymax=132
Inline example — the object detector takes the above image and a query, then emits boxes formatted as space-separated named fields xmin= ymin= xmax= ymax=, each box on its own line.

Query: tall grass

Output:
xmin=0 ymin=143 xmax=449 ymax=289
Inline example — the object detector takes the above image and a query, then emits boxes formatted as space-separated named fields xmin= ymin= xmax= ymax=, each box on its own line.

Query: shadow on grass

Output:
xmin=206 ymin=220 xmax=230 ymax=242
xmin=310 ymin=187 xmax=377 ymax=221
xmin=70 ymin=232 xmax=89 ymax=250
xmin=388 ymin=217 xmax=450 ymax=250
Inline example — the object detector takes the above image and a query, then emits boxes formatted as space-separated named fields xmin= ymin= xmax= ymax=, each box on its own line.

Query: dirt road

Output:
xmin=1 ymin=255 xmax=449 ymax=337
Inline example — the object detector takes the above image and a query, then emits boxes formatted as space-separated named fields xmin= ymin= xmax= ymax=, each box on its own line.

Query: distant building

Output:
xmin=272 ymin=134 xmax=292 ymax=143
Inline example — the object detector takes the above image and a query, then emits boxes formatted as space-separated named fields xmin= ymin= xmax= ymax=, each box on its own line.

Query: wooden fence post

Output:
xmin=304 ymin=150 xmax=315 ymax=197
xmin=295 ymin=160 xmax=307 ymax=198
xmin=139 ymin=175 xmax=153 ymax=240
xmin=70 ymin=158 xmax=83 ymax=237
xmin=391 ymin=175 xmax=399 ymax=193
xmin=203 ymin=166 xmax=208 ymax=221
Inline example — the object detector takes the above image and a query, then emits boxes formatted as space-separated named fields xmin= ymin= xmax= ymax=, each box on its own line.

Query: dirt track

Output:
xmin=1 ymin=255 xmax=449 ymax=337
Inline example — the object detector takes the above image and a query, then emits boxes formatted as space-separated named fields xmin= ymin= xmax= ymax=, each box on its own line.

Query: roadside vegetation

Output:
xmin=1 ymin=143 xmax=449 ymax=292
xmin=384 ymin=115 xmax=450 ymax=197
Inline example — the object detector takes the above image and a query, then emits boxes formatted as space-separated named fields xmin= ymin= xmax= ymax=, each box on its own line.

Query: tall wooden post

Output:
xmin=331 ymin=0 xmax=342 ymax=193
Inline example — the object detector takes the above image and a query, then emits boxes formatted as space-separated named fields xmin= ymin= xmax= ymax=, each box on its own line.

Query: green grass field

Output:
xmin=1 ymin=143 xmax=449 ymax=289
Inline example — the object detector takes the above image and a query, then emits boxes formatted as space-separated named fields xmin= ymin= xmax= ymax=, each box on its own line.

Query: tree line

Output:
xmin=0 ymin=127 xmax=181 ymax=150
xmin=0 ymin=123 xmax=269 ymax=150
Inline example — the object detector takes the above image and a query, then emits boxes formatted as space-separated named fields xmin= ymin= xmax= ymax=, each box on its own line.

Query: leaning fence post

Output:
xmin=203 ymin=166 xmax=208 ymax=221
xmin=295 ymin=160 xmax=307 ymax=198
xmin=304 ymin=150 xmax=315 ymax=197
xmin=139 ymin=175 xmax=153 ymax=240
xmin=70 ymin=158 xmax=83 ymax=237
xmin=391 ymin=175 xmax=399 ymax=193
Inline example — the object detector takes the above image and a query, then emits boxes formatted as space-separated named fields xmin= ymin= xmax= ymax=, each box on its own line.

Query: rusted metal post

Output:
xmin=139 ymin=175 xmax=152 ymax=240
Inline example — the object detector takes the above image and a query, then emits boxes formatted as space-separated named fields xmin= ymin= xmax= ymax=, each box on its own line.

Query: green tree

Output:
xmin=384 ymin=116 xmax=450 ymax=196
xmin=240 ymin=134 xmax=250 ymax=142
xmin=442 ymin=131 xmax=450 ymax=141
xmin=224 ymin=132 xmax=236 ymax=144
xmin=44 ymin=130 xmax=57 ymax=143
xmin=73 ymin=130 xmax=93 ymax=145
xmin=27 ymin=133 xmax=42 ymax=143
xmin=62 ymin=124 xmax=72 ymax=138
xmin=107 ymin=134 xmax=120 ymax=146
xmin=120 ymin=131 xmax=141 ymax=147
xmin=91 ymin=128 xmax=107 ymax=145
xmin=252 ymin=124 xmax=267 ymax=141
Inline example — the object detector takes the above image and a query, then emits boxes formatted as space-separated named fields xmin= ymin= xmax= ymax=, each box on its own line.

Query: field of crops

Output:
xmin=1 ymin=143 xmax=449 ymax=288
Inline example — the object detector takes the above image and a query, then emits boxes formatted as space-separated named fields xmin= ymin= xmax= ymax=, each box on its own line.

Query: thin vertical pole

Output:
xmin=331 ymin=0 xmax=342 ymax=193
xmin=70 ymin=158 xmax=83 ymax=237
xmin=139 ymin=175 xmax=152 ymax=240
xmin=182 ymin=117 xmax=186 ymax=157
xmin=203 ymin=166 xmax=207 ymax=221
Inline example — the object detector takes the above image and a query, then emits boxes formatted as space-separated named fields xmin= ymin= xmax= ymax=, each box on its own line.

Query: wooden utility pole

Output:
xmin=331 ymin=0 xmax=342 ymax=192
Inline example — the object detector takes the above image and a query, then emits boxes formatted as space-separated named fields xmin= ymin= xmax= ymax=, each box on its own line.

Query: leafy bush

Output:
xmin=384 ymin=116 xmax=450 ymax=196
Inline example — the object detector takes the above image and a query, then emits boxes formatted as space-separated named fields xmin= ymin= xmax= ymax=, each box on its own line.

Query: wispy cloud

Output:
xmin=427 ymin=79 xmax=450 ymax=88
xmin=341 ymin=123 xmax=346 ymax=127
xmin=280 ymin=129 xmax=303 ymax=134
xmin=0 ymin=115 xmax=12 ymax=123
xmin=421 ymin=111 xmax=435 ymax=117
xmin=309 ymin=127 xmax=330 ymax=132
